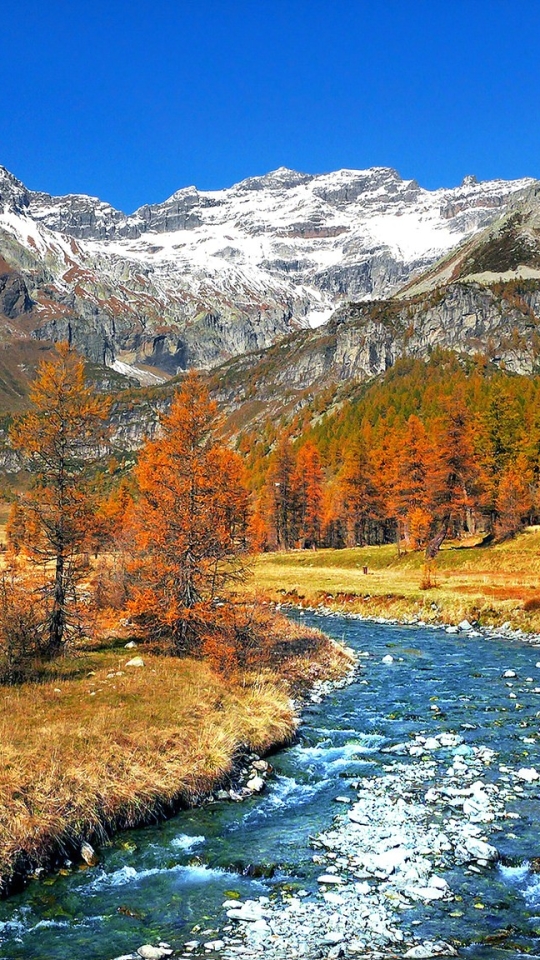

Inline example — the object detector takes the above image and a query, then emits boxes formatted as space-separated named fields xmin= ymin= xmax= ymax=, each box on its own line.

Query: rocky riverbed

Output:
xmin=212 ymin=732 xmax=522 ymax=959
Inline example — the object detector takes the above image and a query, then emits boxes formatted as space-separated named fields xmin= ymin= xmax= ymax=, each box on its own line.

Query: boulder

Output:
xmin=462 ymin=837 xmax=498 ymax=862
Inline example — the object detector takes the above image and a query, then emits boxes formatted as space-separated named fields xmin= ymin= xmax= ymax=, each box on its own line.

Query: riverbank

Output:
xmin=0 ymin=610 xmax=355 ymax=898
xmin=244 ymin=528 xmax=540 ymax=635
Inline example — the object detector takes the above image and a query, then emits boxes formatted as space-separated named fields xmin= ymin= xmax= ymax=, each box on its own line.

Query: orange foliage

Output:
xmin=9 ymin=343 xmax=111 ymax=655
xmin=129 ymin=372 xmax=249 ymax=651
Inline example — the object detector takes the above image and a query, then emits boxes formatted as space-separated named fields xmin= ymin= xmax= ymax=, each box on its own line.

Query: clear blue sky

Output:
xmin=2 ymin=0 xmax=539 ymax=212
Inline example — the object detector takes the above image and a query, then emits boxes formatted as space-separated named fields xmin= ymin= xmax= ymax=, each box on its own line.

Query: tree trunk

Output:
xmin=48 ymin=553 xmax=65 ymax=656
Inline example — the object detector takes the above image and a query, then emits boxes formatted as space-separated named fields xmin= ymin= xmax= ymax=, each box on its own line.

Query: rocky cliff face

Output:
xmin=207 ymin=276 xmax=540 ymax=434
xmin=0 ymin=164 xmax=534 ymax=378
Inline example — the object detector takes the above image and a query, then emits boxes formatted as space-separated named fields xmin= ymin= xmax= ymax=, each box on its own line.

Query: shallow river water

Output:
xmin=2 ymin=612 xmax=540 ymax=959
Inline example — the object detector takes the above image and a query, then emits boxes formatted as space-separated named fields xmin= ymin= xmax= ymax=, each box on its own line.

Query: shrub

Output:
xmin=0 ymin=574 xmax=43 ymax=683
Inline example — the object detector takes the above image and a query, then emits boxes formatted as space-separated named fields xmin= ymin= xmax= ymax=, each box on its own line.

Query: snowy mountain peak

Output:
xmin=0 ymin=162 xmax=536 ymax=375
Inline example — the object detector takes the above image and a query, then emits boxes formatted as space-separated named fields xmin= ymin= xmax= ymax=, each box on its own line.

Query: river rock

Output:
xmin=246 ymin=775 xmax=265 ymax=793
xmin=503 ymin=670 xmax=516 ymax=678
xmin=462 ymin=837 xmax=499 ymax=862
xmin=458 ymin=620 xmax=473 ymax=631
xmin=382 ymin=654 xmax=394 ymax=663
xmin=322 ymin=932 xmax=344 ymax=944
xmin=137 ymin=947 xmax=173 ymax=960
xmin=404 ymin=942 xmax=457 ymax=958
xmin=80 ymin=841 xmax=99 ymax=866
xmin=227 ymin=901 xmax=267 ymax=922
xmin=252 ymin=759 xmax=270 ymax=772
xmin=516 ymin=767 xmax=539 ymax=781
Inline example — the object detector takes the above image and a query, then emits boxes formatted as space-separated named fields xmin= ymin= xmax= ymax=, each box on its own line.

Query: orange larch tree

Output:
xmin=266 ymin=435 xmax=297 ymax=549
xmin=292 ymin=441 xmax=324 ymax=548
xmin=10 ymin=343 xmax=111 ymax=656
xmin=389 ymin=415 xmax=434 ymax=549
xmin=129 ymin=372 xmax=248 ymax=652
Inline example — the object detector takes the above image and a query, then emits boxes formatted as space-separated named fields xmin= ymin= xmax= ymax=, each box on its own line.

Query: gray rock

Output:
xmin=137 ymin=947 xmax=173 ymax=960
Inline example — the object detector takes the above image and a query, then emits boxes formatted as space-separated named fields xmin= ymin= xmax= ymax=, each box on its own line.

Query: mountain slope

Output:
xmin=0 ymin=165 xmax=534 ymax=377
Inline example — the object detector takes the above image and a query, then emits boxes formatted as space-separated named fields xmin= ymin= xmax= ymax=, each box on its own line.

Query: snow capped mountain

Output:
xmin=0 ymin=164 xmax=534 ymax=375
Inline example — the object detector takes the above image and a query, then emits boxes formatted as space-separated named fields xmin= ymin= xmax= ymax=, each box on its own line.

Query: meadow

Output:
xmin=245 ymin=528 xmax=540 ymax=631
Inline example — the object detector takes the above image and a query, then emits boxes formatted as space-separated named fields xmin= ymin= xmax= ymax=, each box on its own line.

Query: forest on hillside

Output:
xmin=241 ymin=351 xmax=540 ymax=552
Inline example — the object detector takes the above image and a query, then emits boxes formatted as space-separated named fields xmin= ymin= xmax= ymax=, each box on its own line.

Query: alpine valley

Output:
xmin=0 ymin=162 xmax=539 ymax=409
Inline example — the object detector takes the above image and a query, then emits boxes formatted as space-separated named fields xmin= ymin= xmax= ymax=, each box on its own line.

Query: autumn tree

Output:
xmin=292 ymin=442 xmax=324 ymax=548
xmin=495 ymin=460 xmax=534 ymax=539
xmin=129 ymin=372 xmax=248 ymax=652
xmin=10 ymin=343 xmax=111 ymax=656
xmin=428 ymin=399 xmax=481 ymax=542
xmin=389 ymin=415 xmax=434 ymax=549
xmin=266 ymin=436 xmax=297 ymax=549
xmin=340 ymin=440 xmax=384 ymax=546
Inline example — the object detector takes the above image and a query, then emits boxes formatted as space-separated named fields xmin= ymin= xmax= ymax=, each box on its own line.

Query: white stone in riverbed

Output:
xmin=246 ymin=776 xmax=265 ymax=793
xmin=322 ymin=932 xmax=344 ymax=944
xmin=382 ymin=654 xmax=394 ymax=663
xmin=137 ymin=947 xmax=173 ymax=960
xmin=323 ymin=891 xmax=345 ymax=904
xmin=80 ymin=841 xmax=99 ymax=866
xmin=405 ymin=942 xmax=458 ymax=958
xmin=503 ymin=670 xmax=516 ymax=678
xmin=204 ymin=941 xmax=224 ymax=951
xmin=361 ymin=847 xmax=408 ymax=875
xmin=409 ymin=884 xmax=446 ymax=901
xmin=348 ymin=808 xmax=370 ymax=825
xmin=317 ymin=874 xmax=345 ymax=884
xmin=516 ymin=767 xmax=539 ymax=781
xmin=462 ymin=837 xmax=499 ymax=861
xmin=424 ymin=737 xmax=440 ymax=751
xmin=227 ymin=901 xmax=266 ymax=922
xmin=458 ymin=620 xmax=473 ymax=631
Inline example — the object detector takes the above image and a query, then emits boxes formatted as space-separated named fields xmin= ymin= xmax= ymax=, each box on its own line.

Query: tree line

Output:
xmin=245 ymin=352 xmax=540 ymax=551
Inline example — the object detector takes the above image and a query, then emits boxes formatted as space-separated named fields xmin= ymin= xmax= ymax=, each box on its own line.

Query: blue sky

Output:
xmin=2 ymin=0 xmax=539 ymax=211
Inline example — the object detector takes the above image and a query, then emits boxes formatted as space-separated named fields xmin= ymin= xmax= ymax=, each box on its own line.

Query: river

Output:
xmin=1 ymin=611 xmax=540 ymax=959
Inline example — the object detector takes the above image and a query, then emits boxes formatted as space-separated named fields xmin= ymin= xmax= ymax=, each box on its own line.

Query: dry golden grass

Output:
xmin=245 ymin=528 xmax=540 ymax=633
xmin=0 ymin=608 xmax=352 ymax=894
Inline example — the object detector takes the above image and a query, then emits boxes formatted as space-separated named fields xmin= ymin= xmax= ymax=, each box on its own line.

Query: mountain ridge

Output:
xmin=0 ymin=163 xmax=535 ymax=381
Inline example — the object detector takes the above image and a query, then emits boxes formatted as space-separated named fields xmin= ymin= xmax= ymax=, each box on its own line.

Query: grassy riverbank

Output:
xmin=0 ymin=611 xmax=353 ymax=897
xmin=245 ymin=527 xmax=540 ymax=632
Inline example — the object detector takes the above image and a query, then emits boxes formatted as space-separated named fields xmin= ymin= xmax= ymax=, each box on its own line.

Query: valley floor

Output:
xmin=244 ymin=527 xmax=540 ymax=634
